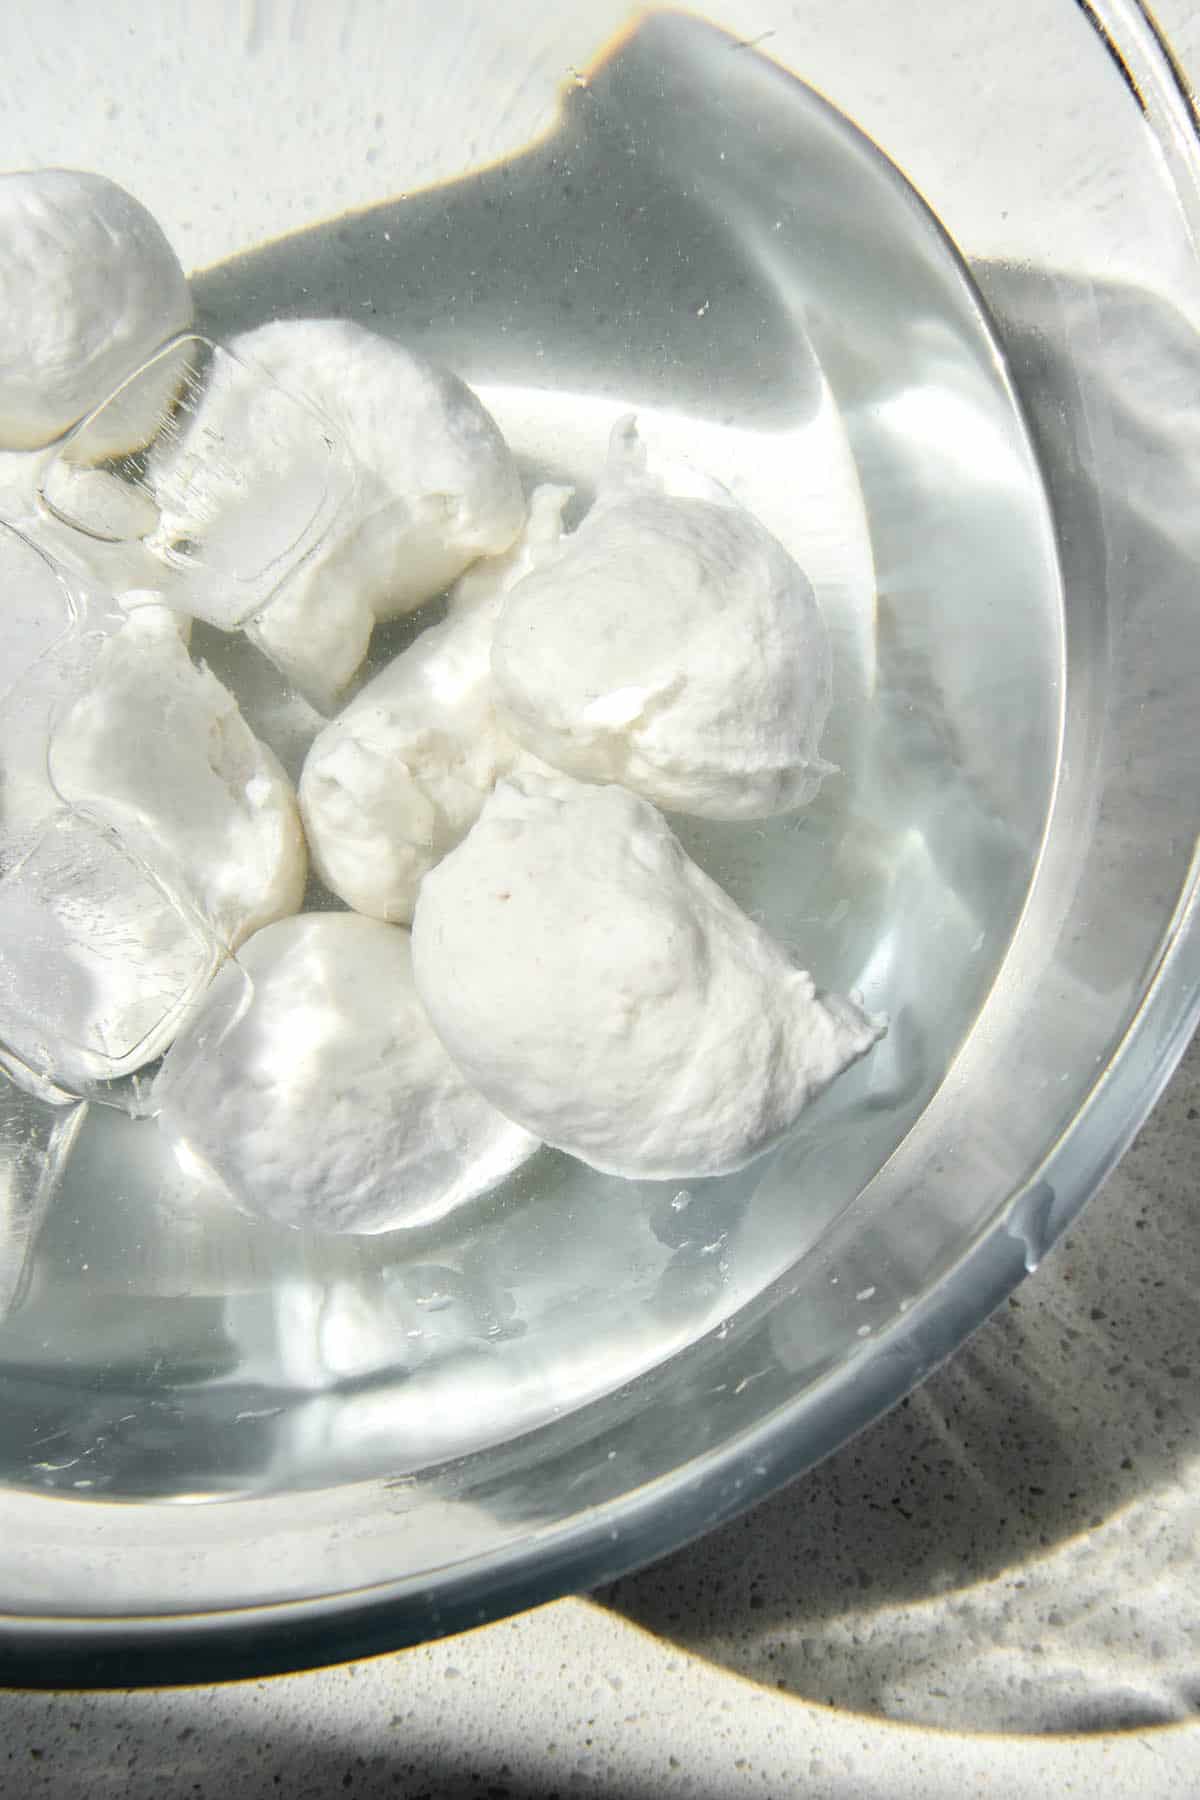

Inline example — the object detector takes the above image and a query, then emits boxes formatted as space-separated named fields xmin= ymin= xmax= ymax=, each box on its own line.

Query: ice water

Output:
xmin=0 ymin=15 xmax=1061 ymax=1497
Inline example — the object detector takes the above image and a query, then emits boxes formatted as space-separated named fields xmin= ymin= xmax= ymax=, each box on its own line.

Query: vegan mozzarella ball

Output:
xmin=0 ymin=168 xmax=192 ymax=452
xmin=412 ymin=773 xmax=884 ymax=1180
xmin=153 ymin=913 xmax=539 ymax=1234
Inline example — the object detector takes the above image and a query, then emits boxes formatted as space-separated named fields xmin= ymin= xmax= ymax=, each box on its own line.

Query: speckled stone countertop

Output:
xmin=0 ymin=1037 xmax=1194 ymax=1797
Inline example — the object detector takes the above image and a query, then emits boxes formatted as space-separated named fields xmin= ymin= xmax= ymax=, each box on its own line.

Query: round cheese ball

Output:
xmin=218 ymin=320 xmax=526 ymax=710
xmin=0 ymin=168 xmax=192 ymax=451
xmin=153 ymin=913 xmax=539 ymax=1235
xmin=412 ymin=773 xmax=885 ymax=1180
xmin=491 ymin=488 xmax=835 ymax=821
xmin=299 ymin=484 xmax=570 ymax=922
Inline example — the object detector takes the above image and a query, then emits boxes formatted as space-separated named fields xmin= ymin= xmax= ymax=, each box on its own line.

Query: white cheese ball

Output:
xmin=50 ymin=606 xmax=306 ymax=950
xmin=0 ymin=169 xmax=192 ymax=452
xmin=299 ymin=485 xmax=570 ymax=923
xmin=411 ymin=773 xmax=885 ymax=1180
xmin=152 ymin=913 xmax=539 ymax=1235
xmin=491 ymin=489 xmax=834 ymax=820
xmin=298 ymin=602 xmax=514 ymax=924
xmin=220 ymin=320 xmax=525 ymax=709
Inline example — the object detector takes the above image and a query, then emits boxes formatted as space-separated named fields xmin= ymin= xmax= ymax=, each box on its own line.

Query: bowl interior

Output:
xmin=0 ymin=11 xmax=1060 ymax=1501
xmin=0 ymin=0 xmax=1197 ymax=1675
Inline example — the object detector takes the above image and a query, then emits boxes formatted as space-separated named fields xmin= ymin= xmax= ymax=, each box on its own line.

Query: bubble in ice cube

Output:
xmin=38 ymin=334 xmax=357 ymax=630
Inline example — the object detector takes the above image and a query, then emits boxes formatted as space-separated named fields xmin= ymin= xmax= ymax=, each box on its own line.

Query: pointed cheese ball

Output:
xmin=299 ymin=485 xmax=570 ymax=923
xmin=221 ymin=319 xmax=526 ymax=709
xmin=411 ymin=773 xmax=885 ymax=1180
xmin=153 ymin=913 xmax=539 ymax=1235
xmin=0 ymin=169 xmax=192 ymax=452
xmin=490 ymin=424 xmax=834 ymax=820
xmin=50 ymin=606 xmax=306 ymax=949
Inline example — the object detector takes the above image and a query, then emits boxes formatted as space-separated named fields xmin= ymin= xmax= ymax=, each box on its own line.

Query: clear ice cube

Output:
xmin=0 ymin=521 xmax=79 ymax=704
xmin=0 ymin=812 xmax=222 ymax=1096
xmin=0 ymin=531 xmax=224 ymax=1100
xmin=38 ymin=334 xmax=357 ymax=630
xmin=0 ymin=533 xmax=121 ymax=843
xmin=0 ymin=1080 xmax=85 ymax=1318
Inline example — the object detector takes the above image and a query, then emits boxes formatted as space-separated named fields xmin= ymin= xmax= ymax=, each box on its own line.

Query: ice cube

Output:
xmin=0 ymin=520 xmax=79 ymax=702
xmin=38 ymin=334 xmax=356 ymax=630
xmin=0 ymin=526 xmax=110 ymax=843
xmin=0 ymin=812 xmax=222 ymax=1095
xmin=48 ymin=604 xmax=308 ymax=952
xmin=0 ymin=1078 xmax=85 ymax=1318
xmin=0 ymin=533 xmax=234 ymax=1102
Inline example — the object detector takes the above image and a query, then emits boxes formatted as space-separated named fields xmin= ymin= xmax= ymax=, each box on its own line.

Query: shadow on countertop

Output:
xmin=599 ymin=1030 xmax=1200 ymax=1732
xmin=0 ymin=1708 xmax=660 ymax=1800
